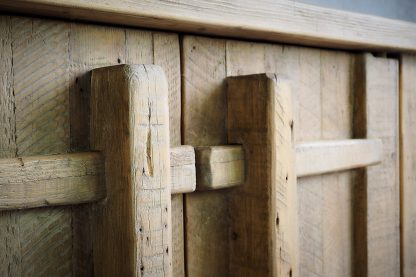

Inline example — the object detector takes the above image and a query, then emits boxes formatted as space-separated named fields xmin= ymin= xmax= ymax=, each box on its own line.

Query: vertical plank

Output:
xmin=182 ymin=36 xmax=230 ymax=277
xmin=287 ymin=47 xmax=324 ymax=277
xmin=91 ymin=64 xmax=172 ymax=276
xmin=69 ymin=23 xmax=127 ymax=276
xmin=320 ymin=51 xmax=353 ymax=277
xmin=354 ymin=54 xmax=400 ymax=277
xmin=153 ymin=32 xmax=184 ymax=277
xmin=0 ymin=15 xmax=21 ymax=277
xmin=10 ymin=16 xmax=73 ymax=276
xmin=227 ymin=74 xmax=298 ymax=276
xmin=400 ymin=54 xmax=416 ymax=277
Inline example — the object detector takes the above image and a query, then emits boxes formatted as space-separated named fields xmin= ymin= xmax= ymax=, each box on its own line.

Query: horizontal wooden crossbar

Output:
xmin=0 ymin=152 xmax=105 ymax=210
xmin=0 ymin=146 xmax=197 ymax=210
xmin=0 ymin=139 xmax=382 ymax=210
xmin=195 ymin=145 xmax=244 ymax=191
xmin=296 ymin=139 xmax=382 ymax=177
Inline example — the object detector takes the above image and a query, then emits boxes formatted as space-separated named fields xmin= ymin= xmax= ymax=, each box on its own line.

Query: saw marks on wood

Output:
xmin=183 ymin=35 xmax=356 ymax=276
xmin=12 ymin=17 xmax=70 ymax=156
xmin=0 ymin=15 xmax=183 ymax=276
xmin=0 ymin=16 xmax=74 ymax=276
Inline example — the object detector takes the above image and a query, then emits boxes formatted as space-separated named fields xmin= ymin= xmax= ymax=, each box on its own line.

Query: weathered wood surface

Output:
xmin=67 ymin=22 xmax=183 ymax=276
xmin=296 ymin=139 xmax=382 ymax=177
xmin=0 ymin=16 xmax=74 ymax=276
xmin=228 ymin=74 xmax=298 ymax=276
xmin=183 ymin=35 xmax=357 ymax=276
xmin=182 ymin=35 xmax=230 ymax=277
xmin=0 ymin=152 xmax=105 ymax=210
xmin=400 ymin=54 xmax=416 ymax=277
xmin=91 ymin=64 xmax=172 ymax=276
xmin=2 ymin=0 xmax=416 ymax=52
xmin=195 ymin=146 xmax=244 ymax=190
xmin=354 ymin=54 xmax=400 ymax=277
xmin=170 ymin=145 xmax=196 ymax=194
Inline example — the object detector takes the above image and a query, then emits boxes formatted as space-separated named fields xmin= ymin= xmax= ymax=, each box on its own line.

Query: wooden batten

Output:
xmin=1 ymin=0 xmax=416 ymax=52
xmin=227 ymin=73 xmax=298 ymax=276
xmin=90 ymin=64 xmax=172 ymax=276
xmin=0 ymin=152 xmax=105 ymax=210
xmin=296 ymin=139 xmax=382 ymax=177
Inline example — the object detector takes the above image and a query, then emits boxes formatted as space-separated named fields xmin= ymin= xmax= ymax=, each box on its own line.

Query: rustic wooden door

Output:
xmin=0 ymin=13 xmax=412 ymax=277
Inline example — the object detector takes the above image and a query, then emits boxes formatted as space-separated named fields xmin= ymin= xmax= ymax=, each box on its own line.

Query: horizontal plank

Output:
xmin=195 ymin=145 xmax=245 ymax=190
xmin=1 ymin=0 xmax=416 ymax=52
xmin=170 ymin=145 xmax=196 ymax=194
xmin=0 ymin=146 xmax=196 ymax=210
xmin=0 ymin=152 xmax=105 ymax=210
xmin=296 ymin=139 xmax=382 ymax=177
xmin=0 ymin=140 xmax=382 ymax=209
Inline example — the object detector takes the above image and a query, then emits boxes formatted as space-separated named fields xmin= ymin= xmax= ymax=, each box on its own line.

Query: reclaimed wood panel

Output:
xmin=182 ymin=35 xmax=356 ymax=276
xmin=400 ymin=54 xmax=416 ymax=277
xmin=0 ymin=15 xmax=183 ymax=276
xmin=9 ymin=16 xmax=73 ymax=276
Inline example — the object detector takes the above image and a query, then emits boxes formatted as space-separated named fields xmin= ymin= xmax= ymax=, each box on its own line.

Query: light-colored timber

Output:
xmin=1 ymin=16 xmax=74 ymax=276
xmin=400 ymin=54 xmax=416 ymax=277
xmin=182 ymin=35 xmax=230 ymax=277
xmin=170 ymin=145 xmax=196 ymax=194
xmin=354 ymin=54 xmax=400 ymax=277
xmin=0 ymin=152 xmax=105 ymax=210
xmin=90 ymin=64 xmax=172 ymax=276
xmin=227 ymin=73 xmax=298 ymax=276
xmin=195 ymin=146 xmax=244 ymax=190
xmin=1 ymin=0 xmax=416 ymax=52
xmin=296 ymin=139 xmax=382 ymax=178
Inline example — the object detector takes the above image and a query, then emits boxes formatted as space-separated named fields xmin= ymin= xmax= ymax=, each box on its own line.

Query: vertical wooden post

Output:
xmin=91 ymin=64 xmax=172 ymax=276
xmin=354 ymin=54 xmax=399 ymax=277
xmin=227 ymin=74 xmax=298 ymax=276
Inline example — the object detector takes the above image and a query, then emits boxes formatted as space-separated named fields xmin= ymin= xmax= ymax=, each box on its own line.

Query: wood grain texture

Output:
xmin=296 ymin=139 xmax=382 ymax=178
xmin=354 ymin=54 xmax=400 ymax=277
xmin=68 ymin=24 xmax=184 ymax=276
xmin=170 ymin=146 xmax=196 ymax=194
xmin=400 ymin=54 xmax=416 ymax=277
xmin=227 ymin=74 xmax=298 ymax=276
xmin=195 ymin=146 xmax=244 ymax=190
xmin=153 ymin=32 xmax=184 ymax=277
xmin=319 ymin=50 xmax=354 ymax=277
xmin=91 ymin=64 xmax=172 ymax=276
xmin=6 ymin=16 xmax=74 ymax=276
xmin=182 ymin=35 xmax=230 ymax=277
xmin=183 ymin=36 xmax=357 ymax=276
xmin=69 ymin=22 xmax=127 ymax=277
xmin=2 ymin=0 xmax=416 ymax=52
xmin=0 ymin=15 xmax=21 ymax=277
xmin=0 ymin=152 xmax=105 ymax=210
